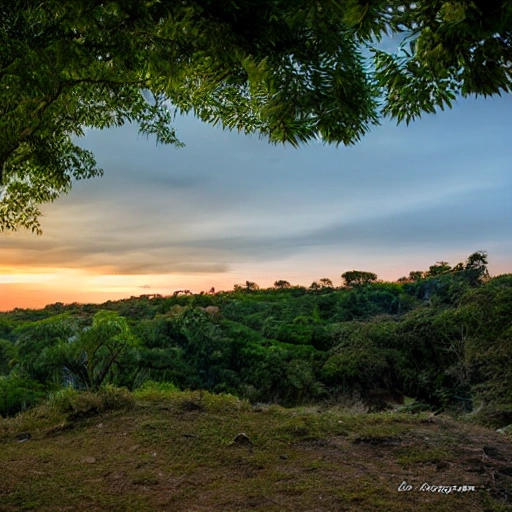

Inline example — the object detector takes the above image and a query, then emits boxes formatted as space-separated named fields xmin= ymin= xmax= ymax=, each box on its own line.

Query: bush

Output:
xmin=321 ymin=345 xmax=391 ymax=393
xmin=0 ymin=375 xmax=45 ymax=417
xmin=134 ymin=384 xmax=250 ymax=413
xmin=49 ymin=385 xmax=134 ymax=420
xmin=471 ymin=403 xmax=512 ymax=429
xmin=133 ymin=380 xmax=180 ymax=400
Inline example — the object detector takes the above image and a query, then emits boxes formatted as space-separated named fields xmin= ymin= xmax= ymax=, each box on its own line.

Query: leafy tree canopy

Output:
xmin=57 ymin=310 xmax=140 ymax=390
xmin=342 ymin=270 xmax=378 ymax=287
xmin=234 ymin=281 xmax=260 ymax=292
xmin=1 ymin=0 xmax=511 ymax=232
xmin=274 ymin=280 xmax=292 ymax=290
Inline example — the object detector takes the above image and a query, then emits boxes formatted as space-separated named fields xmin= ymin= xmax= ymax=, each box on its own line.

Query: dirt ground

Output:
xmin=1 ymin=399 xmax=511 ymax=511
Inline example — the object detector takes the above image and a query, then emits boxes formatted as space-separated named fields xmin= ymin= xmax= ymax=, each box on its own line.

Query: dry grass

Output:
xmin=1 ymin=390 xmax=512 ymax=511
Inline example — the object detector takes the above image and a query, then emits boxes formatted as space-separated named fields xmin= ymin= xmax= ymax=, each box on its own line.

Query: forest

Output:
xmin=1 ymin=251 xmax=511 ymax=429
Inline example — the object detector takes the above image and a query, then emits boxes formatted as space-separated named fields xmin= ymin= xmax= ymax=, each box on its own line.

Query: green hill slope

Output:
xmin=1 ymin=389 xmax=511 ymax=511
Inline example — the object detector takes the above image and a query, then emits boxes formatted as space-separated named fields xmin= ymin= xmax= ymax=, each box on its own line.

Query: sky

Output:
xmin=1 ymin=94 xmax=511 ymax=311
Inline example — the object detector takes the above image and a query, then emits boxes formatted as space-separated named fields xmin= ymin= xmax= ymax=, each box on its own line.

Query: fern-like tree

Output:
xmin=55 ymin=311 xmax=139 ymax=390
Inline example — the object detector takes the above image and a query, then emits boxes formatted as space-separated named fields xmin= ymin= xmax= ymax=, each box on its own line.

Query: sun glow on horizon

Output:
xmin=0 ymin=273 xmax=59 ymax=284
xmin=1 ymin=253 xmax=511 ymax=312
xmin=0 ymin=268 xmax=237 ymax=311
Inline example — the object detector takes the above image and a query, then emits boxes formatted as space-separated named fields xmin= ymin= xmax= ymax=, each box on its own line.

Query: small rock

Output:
xmin=252 ymin=403 xmax=270 ymax=412
xmin=496 ymin=424 xmax=512 ymax=434
xmin=128 ymin=444 xmax=140 ymax=453
xmin=96 ymin=423 xmax=104 ymax=429
xmin=233 ymin=433 xmax=252 ymax=445
xmin=81 ymin=456 xmax=97 ymax=464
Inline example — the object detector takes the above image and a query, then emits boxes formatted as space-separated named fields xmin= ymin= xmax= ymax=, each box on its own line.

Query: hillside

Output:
xmin=1 ymin=389 xmax=512 ymax=511
xmin=1 ymin=253 xmax=511 ymax=429
xmin=1 ymin=252 xmax=512 ymax=509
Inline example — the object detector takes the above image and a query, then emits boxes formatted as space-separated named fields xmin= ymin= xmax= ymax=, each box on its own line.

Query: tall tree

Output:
xmin=461 ymin=250 xmax=490 ymax=286
xmin=426 ymin=261 xmax=452 ymax=277
xmin=342 ymin=270 xmax=378 ymax=287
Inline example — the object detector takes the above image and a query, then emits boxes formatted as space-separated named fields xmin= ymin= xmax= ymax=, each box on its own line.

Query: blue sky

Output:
xmin=1 ymin=93 xmax=511 ymax=310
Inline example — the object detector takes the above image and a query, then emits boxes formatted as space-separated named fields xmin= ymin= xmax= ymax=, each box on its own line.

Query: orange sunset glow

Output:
xmin=2 ymin=252 xmax=511 ymax=312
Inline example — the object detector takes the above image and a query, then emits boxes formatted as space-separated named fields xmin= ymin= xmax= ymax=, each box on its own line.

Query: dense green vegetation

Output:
xmin=1 ymin=251 xmax=511 ymax=428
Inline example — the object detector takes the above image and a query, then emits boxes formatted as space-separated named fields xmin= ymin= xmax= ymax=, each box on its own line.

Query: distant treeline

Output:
xmin=1 ymin=251 xmax=511 ymax=427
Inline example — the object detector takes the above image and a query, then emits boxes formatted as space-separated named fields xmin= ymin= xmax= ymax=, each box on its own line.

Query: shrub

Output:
xmin=49 ymin=385 xmax=134 ymax=420
xmin=0 ymin=375 xmax=45 ymax=417
xmin=133 ymin=380 xmax=180 ymax=400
